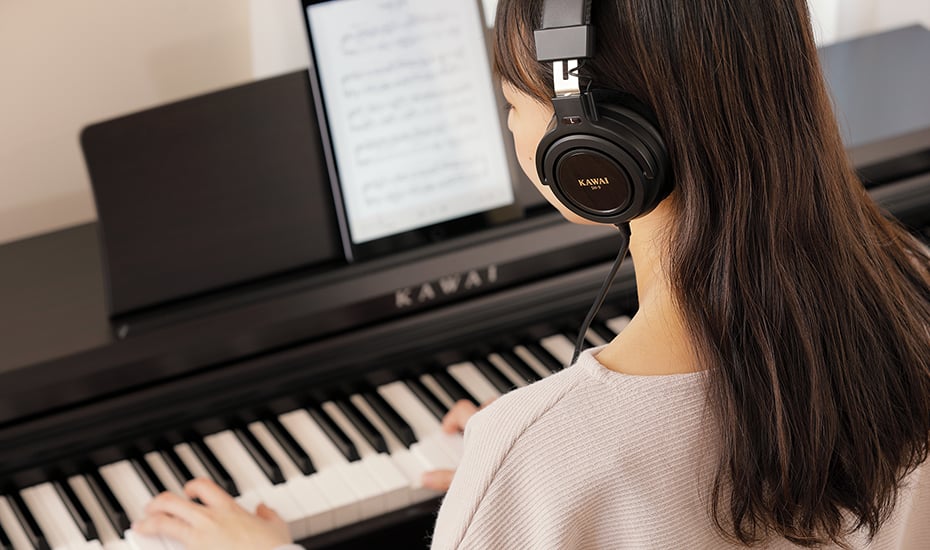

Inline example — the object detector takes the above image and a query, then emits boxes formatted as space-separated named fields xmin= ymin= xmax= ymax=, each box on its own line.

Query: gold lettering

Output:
xmin=577 ymin=177 xmax=610 ymax=187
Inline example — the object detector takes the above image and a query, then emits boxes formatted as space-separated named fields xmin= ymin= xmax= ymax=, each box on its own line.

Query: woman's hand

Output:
xmin=133 ymin=478 xmax=292 ymax=550
xmin=421 ymin=398 xmax=495 ymax=492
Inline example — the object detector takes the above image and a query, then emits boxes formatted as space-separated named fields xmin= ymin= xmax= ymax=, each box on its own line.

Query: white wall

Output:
xmin=2 ymin=0 xmax=929 ymax=245
xmin=808 ymin=0 xmax=930 ymax=45
xmin=0 ymin=0 xmax=253 ymax=245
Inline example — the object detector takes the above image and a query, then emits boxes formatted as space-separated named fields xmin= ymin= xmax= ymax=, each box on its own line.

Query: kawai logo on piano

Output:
xmin=395 ymin=265 xmax=499 ymax=308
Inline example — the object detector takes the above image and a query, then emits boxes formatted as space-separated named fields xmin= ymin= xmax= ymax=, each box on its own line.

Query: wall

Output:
xmin=808 ymin=0 xmax=930 ymax=44
xmin=0 ymin=0 xmax=252 ymax=245
xmin=2 ymin=0 xmax=929 ymax=245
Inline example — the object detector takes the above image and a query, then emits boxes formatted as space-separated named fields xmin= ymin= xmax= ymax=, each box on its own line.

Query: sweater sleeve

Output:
xmin=429 ymin=370 xmax=582 ymax=549
xmin=428 ymin=405 xmax=506 ymax=549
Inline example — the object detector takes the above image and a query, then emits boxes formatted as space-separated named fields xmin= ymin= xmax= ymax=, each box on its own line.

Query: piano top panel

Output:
xmin=0 ymin=211 xmax=624 ymax=423
xmin=0 ymin=223 xmax=111 ymax=374
xmin=819 ymin=25 xmax=930 ymax=166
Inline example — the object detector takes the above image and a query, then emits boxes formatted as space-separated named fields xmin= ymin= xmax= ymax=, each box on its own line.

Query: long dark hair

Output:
xmin=494 ymin=0 xmax=930 ymax=546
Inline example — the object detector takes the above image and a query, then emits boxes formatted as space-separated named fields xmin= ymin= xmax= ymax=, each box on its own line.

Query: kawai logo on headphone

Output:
xmin=578 ymin=177 xmax=610 ymax=188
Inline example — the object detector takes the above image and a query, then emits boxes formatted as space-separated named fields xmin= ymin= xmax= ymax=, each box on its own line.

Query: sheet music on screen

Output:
xmin=305 ymin=0 xmax=514 ymax=245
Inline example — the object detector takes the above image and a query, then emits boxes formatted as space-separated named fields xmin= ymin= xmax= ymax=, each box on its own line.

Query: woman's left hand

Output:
xmin=133 ymin=478 xmax=292 ymax=550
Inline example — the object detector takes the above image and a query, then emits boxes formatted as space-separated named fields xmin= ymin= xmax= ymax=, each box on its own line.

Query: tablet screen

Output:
xmin=303 ymin=0 xmax=516 ymax=259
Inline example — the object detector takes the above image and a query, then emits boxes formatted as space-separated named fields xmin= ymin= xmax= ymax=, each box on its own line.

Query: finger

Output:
xmin=133 ymin=512 xmax=194 ymax=544
xmin=422 ymin=470 xmax=455 ymax=492
xmin=256 ymin=503 xmax=286 ymax=527
xmin=441 ymin=400 xmax=479 ymax=434
xmin=144 ymin=492 xmax=211 ymax=528
xmin=184 ymin=478 xmax=236 ymax=509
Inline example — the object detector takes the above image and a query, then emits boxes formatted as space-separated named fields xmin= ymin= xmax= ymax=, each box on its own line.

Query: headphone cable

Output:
xmin=571 ymin=223 xmax=632 ymax=365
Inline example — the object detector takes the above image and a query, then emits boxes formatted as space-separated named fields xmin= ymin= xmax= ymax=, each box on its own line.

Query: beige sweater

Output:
xmin=429 ymin=347 xmax=930 ymax=549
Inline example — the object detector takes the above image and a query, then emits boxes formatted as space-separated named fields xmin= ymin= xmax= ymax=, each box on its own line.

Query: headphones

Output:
xmin=534 ymin=0 xmax=673 ymax=225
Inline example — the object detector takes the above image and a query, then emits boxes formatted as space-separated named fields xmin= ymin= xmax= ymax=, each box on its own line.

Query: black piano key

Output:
xmin=53 ymin=479 xmax=96 ymax=541
xmin=499 ymin=350 xmax=542 ymax=383
xmin=591 ymin=320 xmax=616 ymax=340
xmin=432 ymin=370 xmax=479 ymax=406
xmin=473 ymin=357 xmax=515 ymax=393
xmin=572 ymin=324 xmax=611 ymax=348
xmin=335 ymin=399 xmax=388 ymax=453
xmin=307 ymin=406 xmax=361 ymax=462
xmin=131 ymin=454 xmax=167 ymax=496
xmin=404 ymin=378 xmax=448 ymax=421
xmin=85 ymin=469 xmax=131 ymax=533
xmin=360 ymin=391 xmax=417 ymax=448
xmin=567 ymin=330 xmax=594 ymax=348
xmin=262 ymin=417 xmax=316 ymax=476
xmin=158 ymin=443 xmax=194 ymax=485
xmin=0 ymin=519 xmax=11 ymax=550
xmin=233 ymin=423 xmax=285 ymax=485
xmin=185 ymin=434 xmax=240 ymax=497
xmin=6 ymin=493 xmax=49 ymax=550
xmin=524 ymin=341 xmax=563 ymax=373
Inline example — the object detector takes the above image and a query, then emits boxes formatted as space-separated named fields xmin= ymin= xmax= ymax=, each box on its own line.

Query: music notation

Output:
xmin=306 ymin=0 xmax=513 ymax=244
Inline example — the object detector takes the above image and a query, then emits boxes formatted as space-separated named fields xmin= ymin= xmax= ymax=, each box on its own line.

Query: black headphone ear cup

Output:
xmin=536 ymin=92 xmax=672 ymax=225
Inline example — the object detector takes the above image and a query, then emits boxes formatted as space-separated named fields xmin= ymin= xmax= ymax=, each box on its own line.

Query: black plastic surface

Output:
xmin=82 ymin=70 xmax=342 ymax=316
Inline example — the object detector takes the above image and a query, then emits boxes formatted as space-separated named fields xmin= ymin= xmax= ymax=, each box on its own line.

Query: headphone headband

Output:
xmin=534 ymin=0 xmax=594 ymax=62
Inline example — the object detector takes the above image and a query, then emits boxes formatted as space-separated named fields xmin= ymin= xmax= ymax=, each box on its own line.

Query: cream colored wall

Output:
xmin=809 ymin=0 xmax=930 ymax=44
xmin=0 ymin=0 xmax=253 ymax=245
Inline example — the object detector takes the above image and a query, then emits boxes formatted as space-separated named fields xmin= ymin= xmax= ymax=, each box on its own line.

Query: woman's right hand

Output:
xmin=421 ymin=398 xmax=494 ymax=492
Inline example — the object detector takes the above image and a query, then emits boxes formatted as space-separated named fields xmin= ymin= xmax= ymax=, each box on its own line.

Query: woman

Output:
xmin=134 ymin=0 xmax=930 ymax=548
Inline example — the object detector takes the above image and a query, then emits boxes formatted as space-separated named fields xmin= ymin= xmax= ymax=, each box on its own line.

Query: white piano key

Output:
xmin=247 ymin=423 xmax=304 ymax=482
xmin=202 ymin=431 xmax=307 ymax=539
xmin=20 ymin=485 xmax=70 ymax=550
xmin=22 ymin=483 xmax=88 ymax=549
xmin=321 ymin=403 xmax=411 ymax=511
xmin=540 ymin=333 xmax=575 ymax=366
xmin=98 ymin=462 xmax=169 ymax=550
xmin=410 ymin=436 xmax=458 ymax=473
xmin=142 ymin=453 xmax=184 ymax=497
xmin=487 ymin=353 xmax=529 ymax=388
xmin=606 ymin=315 xmax=632 ymax=335
xmin=376 ymin=382 xmax=444 ymax=438
xmin=172 ymin=444 xmax=212 ymax=482
xmin=67 ymin=476 xmax=121 ymax=547
xmin=349 ymin=396 xmax=442 ymax=504
xmin=97 ymin=463 xmax=148 ymax=524
xmin=447 ymin=362 xmax=502 ymax=404
xmin=418 ymin=374 xmax=456 ymax=410
xmin=123 ymin=530 xmax=167 ymax=550
xmin=513 ymin=345 xmax=555 ymax=379
xmin=376 ymin=382 xmax=463 ymax=467
xmin=0 ymin=495 xmax=34 ymax=550
xmin=320 ymin=404 xmax=377 ymax=458
xmin=233 ymin=492 xmax=262 ymax=514
xmin=285 ymin=411 xmax=385 ymax=519
xmin=277 ymin=410 xmax=360 ymax=528
xmin=203 ymin=431 xmax=269 ymax=493
xmin=583 ymin=328 xmax=609 ymax=347
xmin=284 ymin=476 xmax=334 ymax=536
xmin=248 ymin=422 xmax=334 ymax=537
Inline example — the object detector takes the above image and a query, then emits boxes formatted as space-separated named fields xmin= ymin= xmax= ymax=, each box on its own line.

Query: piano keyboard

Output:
xmin=0 ymin=316 xmax=631 ymax=550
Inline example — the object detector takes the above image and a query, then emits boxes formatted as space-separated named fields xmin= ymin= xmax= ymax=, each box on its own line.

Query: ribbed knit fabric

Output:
xmin=428 ymin=347 xmax=928 ymax=550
